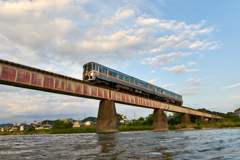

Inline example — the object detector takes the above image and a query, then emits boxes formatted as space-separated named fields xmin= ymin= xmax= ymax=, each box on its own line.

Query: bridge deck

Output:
xmin=0 ymin=59 xmax=222 ymax=119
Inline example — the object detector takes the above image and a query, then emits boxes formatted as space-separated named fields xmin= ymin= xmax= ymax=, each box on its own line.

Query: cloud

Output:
xmin=177 ymin=86 xmax=211 ymax=95
xmin=0 ymin=0 xmax=219 ymax=68
xmin=0 ymin=87 xmax=99 ymax=123
xmin=148 ymin=79 xmax=156 ymax=84
xmin=186 ymin=78 xmax=195 ymax=82
xmin=136 ymin=17 xmax=160 ymax=26
xmin=229 ymin=95 xmax=240 ymax=99
xmin=221 ymin=83 xmax=240 ymax=90
xmin=163 ymin=83 xmax=175 ymax=89
xmin=0 ymin=0 xmax=220 ymax=123
xmin=188 ymin=62 xmax=197 ymax=66
xmin=192 ymin=79 xmax=201 ymax=86
xmin=143 ymin=52 xmax=193 ymax=67
xmin=186 ymin=78 xmax=202 ymax=86
xmin=150 ymin=70 xmax=155 ymax=73
xmin=162 ymin=65 xmax=199 ymax=74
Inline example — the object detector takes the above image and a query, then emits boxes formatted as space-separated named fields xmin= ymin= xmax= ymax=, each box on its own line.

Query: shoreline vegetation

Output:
xmin=1 ymin=118 xmax=240 ymax=136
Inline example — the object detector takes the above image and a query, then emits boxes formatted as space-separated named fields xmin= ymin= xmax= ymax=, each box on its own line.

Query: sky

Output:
xmin=0 ymin=0 xmax=240 ymax=123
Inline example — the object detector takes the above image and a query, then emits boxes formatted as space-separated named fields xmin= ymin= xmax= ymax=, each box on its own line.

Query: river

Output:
xmin=0 ymin=129 xmax=240 ymax=159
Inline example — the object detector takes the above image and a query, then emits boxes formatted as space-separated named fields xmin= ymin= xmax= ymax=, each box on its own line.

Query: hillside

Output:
xmin=42 ymin=120 xmax=57 ymax=125
xmin=81 ymin=117 xmax=97 ymax=122
xmin=0 ymin=123 xmax=13 ymax=127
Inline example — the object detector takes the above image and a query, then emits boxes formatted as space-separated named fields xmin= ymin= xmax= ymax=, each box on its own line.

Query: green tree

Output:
xmin=234 ymin=108 xmax=240 ymax=118
xmin=197 ymin=108 xmax=225 ymax=117
xmin=117 ymin=114 xmax=123 ymax=123
xmin=144 ymin=114 xmax=153 ymax=125
xmin=27 ymin=126 xmax=35 ymax=131
xmin=82 ymin=117 xmax=97 ymax=122
xmin=190 ymin=115 xmax=197 ymax=123
xmin=138 ymin=117 xmax=145 ymax=121
xmin=167 ymin=112 xmax=181 ymax=125
xmin=224 ymin=112 xmax=236 ymax=118
xmin=52 ymin=120 xmax=73 ymax=129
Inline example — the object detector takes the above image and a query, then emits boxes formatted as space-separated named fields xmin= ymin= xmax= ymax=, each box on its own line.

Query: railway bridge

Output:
xmin=0 ymin=59 xmax=223 ymax=132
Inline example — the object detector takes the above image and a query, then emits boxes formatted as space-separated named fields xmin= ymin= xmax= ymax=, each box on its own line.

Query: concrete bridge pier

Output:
xmin=208 ymin=118 xmax=216 ymax=123
xmin=181 ymin=113 xmax=192 ymax=125
xmin=153 ymin=108 xmax=168 ymax=131
xmin=96 ymin=100 xmax=118 ymax=133
xmin=197 ymin=116 xmax=205 ymax=123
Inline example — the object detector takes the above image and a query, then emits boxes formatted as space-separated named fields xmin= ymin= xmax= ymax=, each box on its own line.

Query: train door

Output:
xmin=107 ymin=69 xmax=109 ymax=80
xmin=96 ymin=65 xmax=99 ymax=78
xmin=83 ymin=65 xmax=88 ymax=74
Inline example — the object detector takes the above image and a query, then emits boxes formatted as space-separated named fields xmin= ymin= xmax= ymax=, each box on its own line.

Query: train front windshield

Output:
xmin=83 ymin=63 xmax=95 ymax=74
xmin=83 ymin=65 xmax=88 ymax=74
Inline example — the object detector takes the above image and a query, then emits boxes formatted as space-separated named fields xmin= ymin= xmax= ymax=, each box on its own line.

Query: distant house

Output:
xmin=10 ymin=125 xmax=20 ymax=131
xmin=73 ymin=121 xmax=82 ymax=128
xmin=60 ymin=118 xmax=74 ymax=123
xmin=13 ymin=123 xmax=21 ymax=127
xmin=85 ymin=121 xmax=96 ymax=126
xmin=32 ymin=121 xmax=42 ymax=127
xmin=37 ymin=124 xmax=52 ymax=130
xmin=20 ymin=124 xmax=30 ymax=131
xmin=119 ymin=114 xmax=127 ymax=124
xmin=85 ymin=121 xmax=92 ymax=126
xmin=1 ymin=126 xmax=10 ymax=132
xmin=125 ymin=120 xmax=130 ymax=124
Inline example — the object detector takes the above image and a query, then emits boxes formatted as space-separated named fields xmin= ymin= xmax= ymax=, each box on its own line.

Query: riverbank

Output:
xmin=1 ymin=120 xmax=240 ymax=136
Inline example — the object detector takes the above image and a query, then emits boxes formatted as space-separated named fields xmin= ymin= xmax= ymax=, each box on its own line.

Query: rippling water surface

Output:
xmin=1 ymin=129 xmax=240 ymax=159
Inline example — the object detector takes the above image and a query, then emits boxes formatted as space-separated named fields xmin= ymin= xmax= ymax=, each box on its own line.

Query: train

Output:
xmin=82 ymin=62 xmax=183 ymax=106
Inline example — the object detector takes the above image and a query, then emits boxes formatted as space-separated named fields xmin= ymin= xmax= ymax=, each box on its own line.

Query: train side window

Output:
xmin=125 ymin=76 xmax=129 ymax=82
xmin=93 ymin=63 xmax=95 ymax=70
xmin=150 ymin=85 xmax=153 ymax=90
xmin=135 ymin=80 xmax=139 ymax=85
xmin=109 ymin=70 xmax=112 ymax=76
xmin=157 ymin=88 xmax=161 ymax=93
xmin=88 ymin=63 xmax=92 ymax=72
xmin=113 ymin=72 xmax=118 ymax=78
xmin=155 ymin=87 xmax=157 ymax=92
xmin=119 ymin=74 xmax=124 ymax=80
xmin=146 ymin=84 xmax=149 ymax=89
xmin=103 ymin=68 xmax=107 ymax=75
xmin=130 ymin=78 xmax=134 ymax=84
xmin=99 ymin=67 xmax=102 ymax=73
xmin=143 ymin=83 xmax=146 ymax=88
xmin=140 ymin=82 xmax=143 ymax=87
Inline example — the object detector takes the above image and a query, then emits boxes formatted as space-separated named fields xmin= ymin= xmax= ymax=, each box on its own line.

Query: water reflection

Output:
xmin=0 ymin=129 xmax=240 ymax=159
xmin=97 ymin=133 xmax=117 ymax=157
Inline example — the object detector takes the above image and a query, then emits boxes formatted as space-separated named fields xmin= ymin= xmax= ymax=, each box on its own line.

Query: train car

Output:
xmin=83 ymin=62 xmax=183 ymax=105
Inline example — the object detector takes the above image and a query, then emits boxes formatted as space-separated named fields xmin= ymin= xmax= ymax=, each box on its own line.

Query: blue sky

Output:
xmin=0 ymin=0 xmax=239 ymax=123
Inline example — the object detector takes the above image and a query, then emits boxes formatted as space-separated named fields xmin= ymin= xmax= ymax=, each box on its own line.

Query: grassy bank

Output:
xmin=0 ymin=126 xmax=96 ymax=136
xmin=1 ymin=118 xmax=240 ymax=136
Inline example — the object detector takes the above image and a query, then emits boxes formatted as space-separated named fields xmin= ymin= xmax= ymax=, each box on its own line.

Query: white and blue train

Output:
xmin=83 ymin=62 xmax=183 ymax=106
